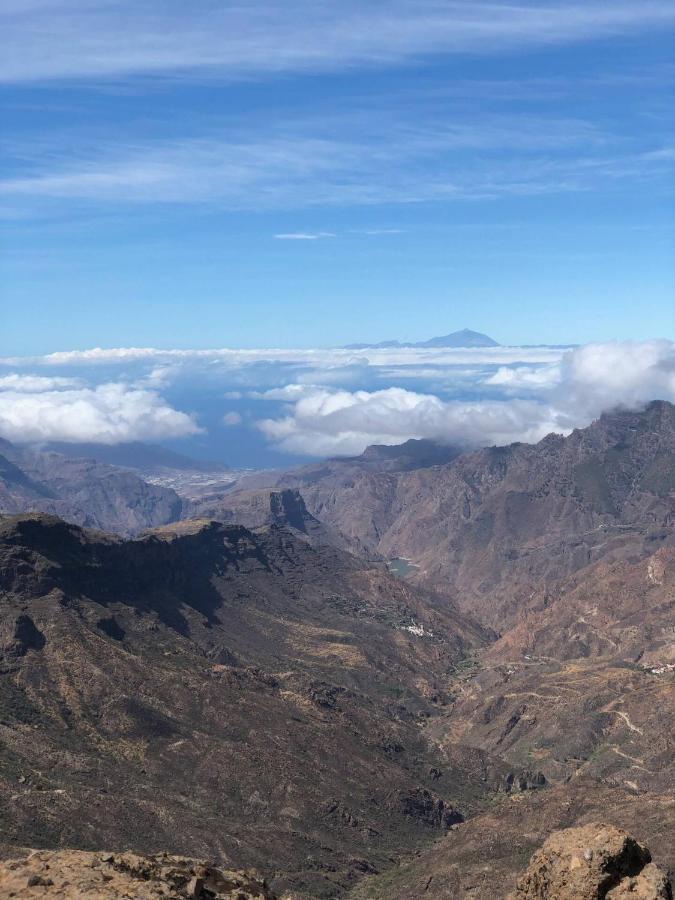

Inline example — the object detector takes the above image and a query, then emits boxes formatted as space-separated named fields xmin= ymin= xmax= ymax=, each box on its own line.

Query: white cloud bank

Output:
xmin=0 ymin=341 xmax=673 ymax=455
xmin=257 ymin=388 xmax=561 ymax=455
xmin=0 ymin=382 xmax=200 ymax=444
xmin=1 ymin=345 xmax=562 ymax=368
xmin=256 ymin=341 xmax=675 ymax=455
xmin=0 ymin=374 xmax=82 ymax=392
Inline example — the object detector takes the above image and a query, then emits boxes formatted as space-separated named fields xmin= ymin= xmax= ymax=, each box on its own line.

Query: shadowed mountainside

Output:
xmin=0 ymin=513 xmax=518 ymax=898
xmin=41 ymin=441 xmax=230 ymax=475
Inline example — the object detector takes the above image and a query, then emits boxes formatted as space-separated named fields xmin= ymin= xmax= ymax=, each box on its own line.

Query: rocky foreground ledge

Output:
xmin=511 ymin=824 xmax=672 ymax=900
xmin=0 ymin=850 xmax=276 ymax=899
xmin=0 ymin=824 xmax=671 ymax=898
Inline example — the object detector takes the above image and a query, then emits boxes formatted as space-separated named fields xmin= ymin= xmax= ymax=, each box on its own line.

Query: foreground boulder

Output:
xmin=0 ymin=850 xmax=276 ymax=898
xmin=513 ymin=823 xmax=672 ymax=899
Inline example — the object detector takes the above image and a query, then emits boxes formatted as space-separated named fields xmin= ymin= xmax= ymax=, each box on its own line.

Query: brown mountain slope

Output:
xmin=431 ymin=548 xmax=675 ymax=791
xmin=349 ymin=785 xmax=675 ymax=900
xmin=347 ymin=541 xmax=674 ymax=898
xmin=0 ymin=513 xmax=523 ymax=898
xmin=1 ymin=405 xmax=673 ymax=898
xmin=248 ymin=401 xmax=675 ymax=629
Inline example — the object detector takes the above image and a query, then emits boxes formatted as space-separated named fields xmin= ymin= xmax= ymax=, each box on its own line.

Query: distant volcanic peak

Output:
xmin=344 ymin=328 xmax=499 ymax=349
xmin=417 ymin=328 xmax=500 ymax=348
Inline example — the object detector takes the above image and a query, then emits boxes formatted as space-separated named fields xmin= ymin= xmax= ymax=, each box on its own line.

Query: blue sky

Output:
xmin=2 ymin=1 xmax=674 ymax=354
xmin=1 ymin=3 xmax=674 ymax=467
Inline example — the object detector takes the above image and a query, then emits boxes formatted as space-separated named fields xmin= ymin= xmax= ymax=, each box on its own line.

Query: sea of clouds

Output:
xmin=1 ymin=340 xmax=674 ymax=466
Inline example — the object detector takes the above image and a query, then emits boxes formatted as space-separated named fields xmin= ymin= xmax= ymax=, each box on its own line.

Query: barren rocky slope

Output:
xmin=430 ymin=548 xmax=675 ymax=789
xmin=251 ymin=401 xmax=675 ymax=629
xmin=2 ymin=823 xmax=670 ymax=899
xmin=0 ymin=404 xmax=673 ymax=898
xmin=186 ymin=487 xmax=376 ymax=558
xmin=349 ymin=780 xmax=674 ymax=899
xmin=0 ymin=513 xmax=519 ymax=898
xmin=348 ymin=549 xmax=675 ymax=898
xmin=0 ymin=439 xmax=182 ymax=536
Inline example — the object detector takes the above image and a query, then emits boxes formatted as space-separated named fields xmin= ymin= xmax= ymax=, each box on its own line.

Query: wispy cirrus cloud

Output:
xmin=3 ymin=1 xmax=675 ymax=84
xmin=274 ymin=232 xmax=335 ymax=240
xmin=2 ymin=116 xmax=671 ymax=213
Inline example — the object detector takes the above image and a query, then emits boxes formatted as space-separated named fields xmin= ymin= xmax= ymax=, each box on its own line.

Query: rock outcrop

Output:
xmin=512 ymin=824 xmax=672 ymax=899
xmin=0 ymin=849 xmax=276 ymax=898
xmin=185 ymin=487 xmax=359 ymax=552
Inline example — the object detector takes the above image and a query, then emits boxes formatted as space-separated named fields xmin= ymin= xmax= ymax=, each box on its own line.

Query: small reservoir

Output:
xmin=387 ymin=557 xmax=421 ymax=578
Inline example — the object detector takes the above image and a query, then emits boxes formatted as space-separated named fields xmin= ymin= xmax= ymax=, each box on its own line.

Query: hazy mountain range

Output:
xmin=0 ymin=402 xmax=673 ymax=897
xmin=42 ymin=441 xmax=230 ymax=475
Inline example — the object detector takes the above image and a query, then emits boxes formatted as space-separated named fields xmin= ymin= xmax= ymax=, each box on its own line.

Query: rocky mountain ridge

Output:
xmin=0 ymin=401 xmax=673 ymax=897
xmin=0 ymin=438 xmax=183 ymax=536
xmin=253 ymin=400 xmax=675 ymax=629
xmin=2 ymin=823 xmax=669 ymax=899
xmin=0 ymin=512 xmax=507 ymax=898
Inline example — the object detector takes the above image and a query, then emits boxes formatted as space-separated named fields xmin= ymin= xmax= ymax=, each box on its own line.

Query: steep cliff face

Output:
xmin=186 ymin=487 xmax=376 ymax=557
xmin=380 ymin=401 xmax=675 ymax=627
